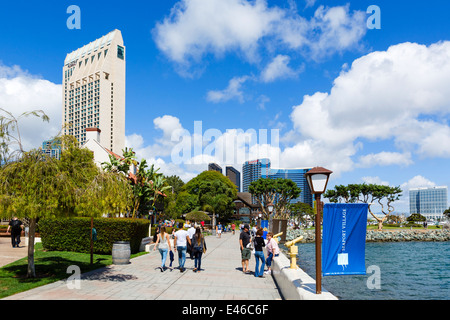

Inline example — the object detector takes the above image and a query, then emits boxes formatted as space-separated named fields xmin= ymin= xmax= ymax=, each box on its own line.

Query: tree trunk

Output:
xmin=377 ymin=220 xmax=383 ymax=231
xmin=27 ymin=218 xmax=37 ymax=278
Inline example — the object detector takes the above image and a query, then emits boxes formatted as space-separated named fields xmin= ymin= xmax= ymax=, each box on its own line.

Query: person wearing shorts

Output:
xmin=239 ymin=224 xmax=251 ymax=273
xmin=216 ymin=222 xmax=223 ymax=238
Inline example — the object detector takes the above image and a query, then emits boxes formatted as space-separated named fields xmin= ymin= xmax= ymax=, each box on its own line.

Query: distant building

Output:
xmin=268 ymin=167 xmax=313 ymax=206
xmin=208 ymin=163 xmax=222 ymax=173
xmin=233 ymin=192 xmax=261 ymax=224
xmin=81 ymin=127 xmax=135 ymax=175
xmin=242 ymin=158 xmax=313 ymax=207
xmin=409 ymin=186 xmax=448 ymax=221
xmin=242 ymin=158 xmax=271 ymax=193
xmin=42 ymin=140 xmax=61 ymax=160
xmin=226 ymin=166 xmax=241 ymax=192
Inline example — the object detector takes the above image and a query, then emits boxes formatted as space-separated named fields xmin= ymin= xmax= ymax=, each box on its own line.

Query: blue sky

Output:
xmin=1 ymin=0 xmax=450 ymax=213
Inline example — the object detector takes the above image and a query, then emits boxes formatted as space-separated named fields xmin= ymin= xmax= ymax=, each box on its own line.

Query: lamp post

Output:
xmin=267 ymin=202 xmax=274 ymax=231
xmin=267 ymin=202 xmax=274 ymax=215
xmin=305 ymin=166 xmax=332 ymax=294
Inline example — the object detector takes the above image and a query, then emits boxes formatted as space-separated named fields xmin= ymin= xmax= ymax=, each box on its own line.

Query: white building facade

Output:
xmin=62 ymin=29 xmax=126 ymax=156
xmin=409 ymin=186 xmax=448 ymax=221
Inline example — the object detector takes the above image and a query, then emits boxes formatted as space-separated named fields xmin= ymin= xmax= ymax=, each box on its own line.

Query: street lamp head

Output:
xmin=267 ymin=202 xmax=274 ymax=213
xmin=305 ymin=167 xmax=333 ymax=195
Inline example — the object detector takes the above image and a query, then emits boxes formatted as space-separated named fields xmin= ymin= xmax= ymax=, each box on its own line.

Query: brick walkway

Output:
xmin=2 ymin=231 xmax=282 ymax=300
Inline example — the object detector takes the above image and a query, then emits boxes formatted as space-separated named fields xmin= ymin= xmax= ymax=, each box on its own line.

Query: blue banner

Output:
xmin=322 ymin=203 xmax=368 ymax=276
xmin=261 ymin=220 xmax=269 ymax=239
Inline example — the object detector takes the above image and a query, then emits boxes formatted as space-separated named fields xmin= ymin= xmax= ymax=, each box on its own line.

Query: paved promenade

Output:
xmin=0 ymin=237 xmax=28 ymax=268
xmin=2 ymin=231 xmax=282 ymax=300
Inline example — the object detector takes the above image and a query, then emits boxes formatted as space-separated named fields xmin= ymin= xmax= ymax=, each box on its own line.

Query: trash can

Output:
xmin=112 ymin=241 xmax=131 ymax=265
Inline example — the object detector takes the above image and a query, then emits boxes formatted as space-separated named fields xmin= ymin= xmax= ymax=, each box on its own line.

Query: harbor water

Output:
xmin=295 ymin=241 xmax=450 ymax=300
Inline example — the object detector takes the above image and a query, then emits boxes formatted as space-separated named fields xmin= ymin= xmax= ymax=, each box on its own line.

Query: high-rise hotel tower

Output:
xmin=62 ymin=30 xmax=126 ymax=155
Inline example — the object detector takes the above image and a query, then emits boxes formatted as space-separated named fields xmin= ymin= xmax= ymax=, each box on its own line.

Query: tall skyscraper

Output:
xmin=242 ymin=158 xmax=313 ymax=207
xmin=409 ymin=186 xmax=448 ymax=221
xmin=242 ymin=158 xmax=271 ymax=193
xmin=268 ymin=168 xmax=313 ymax=205
xmin=62 ymin=30 xmax=126 ymax=155
xmin=226 ymin=166 xmax=241 ymax=192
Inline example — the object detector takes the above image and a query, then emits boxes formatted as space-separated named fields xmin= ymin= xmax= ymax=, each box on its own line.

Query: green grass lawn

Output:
xmin=0 ymin=243 xmax=147 ymax=299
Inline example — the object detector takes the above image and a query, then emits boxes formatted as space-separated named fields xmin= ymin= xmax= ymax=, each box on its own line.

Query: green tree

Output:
xmin=324 ymin=183 xmax=402 ymax=231
xmin=0 ymin=108 xmax=49 ymax=165
xmin=156 ymin=175 xmax=185 ymax=219
xmin=0 ymin=139 xmax=132 ymax=278
xmin=163 ymin=175 xmax=185 ymax=195
xmin=248 ymin=178 xmax=301 ymax=220
xmin=407 ymin=213 xmax=426 ymax=223
xmin=185 ymin=211 xmax=211 ymax=223
xmin=103 ymin=151 xmax=172 ymax=218
xmin=289 ymin=202 xmax=314 ymax=226
xmin=443 ymin=207 xmax=450 ymax=219
xmin=102 ymin=147 xmax=137 ymax=174
xmin=180 ymin=171 xmax=237 ymax=224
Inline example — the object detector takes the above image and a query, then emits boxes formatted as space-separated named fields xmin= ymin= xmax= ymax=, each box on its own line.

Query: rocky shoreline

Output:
xmin=286 ymin=228 xmax=450 ymax=243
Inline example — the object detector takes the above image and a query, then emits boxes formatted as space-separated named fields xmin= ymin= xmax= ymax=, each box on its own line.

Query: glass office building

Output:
xmin=242 ymin=158 xmax=271 ymax=194
xmin=268 ymin=168 xmax=313 ymax=206
xmin=42 ymin=140 xmax=61 ymax=160
xmin=243 ymin=158 xmax=313 ymax=207
xmin=409 ymin=186 xmax=448 ymax=221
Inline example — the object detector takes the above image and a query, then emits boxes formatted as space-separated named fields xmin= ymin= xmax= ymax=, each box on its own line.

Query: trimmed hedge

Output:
xmin=39 ymin=217 xmax=150 ymax=254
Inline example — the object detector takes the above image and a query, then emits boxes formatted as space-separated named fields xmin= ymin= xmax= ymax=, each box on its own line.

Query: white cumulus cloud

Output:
xmin=153 ymin=0 xmax=367 ymax=71
xmin=0 ymin=63 xmax=62 ymax=152
xmin=287 ymin=41 xmax=450 ymax=175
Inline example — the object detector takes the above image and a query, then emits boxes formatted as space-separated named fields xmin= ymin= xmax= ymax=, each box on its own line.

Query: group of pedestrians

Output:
xmin=153 ymin=221 xmax=280 ymax=278
xmin=239 ymin=224 xmax=280 ymax=278
xmin=153 ymin=222 xmax=207 ymax=273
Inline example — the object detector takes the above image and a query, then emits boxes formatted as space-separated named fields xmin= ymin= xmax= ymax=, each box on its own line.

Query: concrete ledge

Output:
xmin=24 ymin=237 xmax=41 ymax=246
xmin=142 ymin=238 xmax=174 ymax=252
xmin=271 ymin=251 xmax=338 ymax=300
xmin=140 ymin=237 xmax=152 ymax=252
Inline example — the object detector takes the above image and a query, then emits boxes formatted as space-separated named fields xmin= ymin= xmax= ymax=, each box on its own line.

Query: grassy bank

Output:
xmin=0 ymin=242 xmax=147 ymax=299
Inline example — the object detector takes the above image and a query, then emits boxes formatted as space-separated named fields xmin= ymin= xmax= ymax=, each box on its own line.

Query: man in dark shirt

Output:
xmin=7 ymin=217 xmax=24 ymax=248
xmin=239 ymin=224 xmax=251 ymax=273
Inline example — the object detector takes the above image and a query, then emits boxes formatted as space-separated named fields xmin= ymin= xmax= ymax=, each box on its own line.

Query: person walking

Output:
xmin=254 ymin=228 xmax=266 ymax=278
xmin=231 ymin=223 xmax=236 ymax=235
xmin=191 ymin=227 xmax=207 ymax=272
xmin=216 ymin=222 xmax=223 ymax=238
xmin=239 ymin=224 xmax=252 ymax=273
xmin=264 ymin=232 xmax=280 ymax=275
xmin=153 ymin=226 xmax=172 ymax=272
xmin=174 ymin=223 xmax=191 ymax=272
xmin=187 ymin=224 xmax=196 ymax=260
xmin=7 ymin=217 xmax=24 ymax=248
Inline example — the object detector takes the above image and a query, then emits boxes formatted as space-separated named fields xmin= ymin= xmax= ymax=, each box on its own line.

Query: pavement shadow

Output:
xmin=82 ymin=266 xmax=138 ymax=282
xmin=235 ymin=267 xmax=254 ymax=275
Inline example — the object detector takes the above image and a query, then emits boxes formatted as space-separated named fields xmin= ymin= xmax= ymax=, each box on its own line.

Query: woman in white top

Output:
xmin=265 ymin=232 xmax=280 ymax=275
xmin=153 ymin=226 xmax=172 ymax=272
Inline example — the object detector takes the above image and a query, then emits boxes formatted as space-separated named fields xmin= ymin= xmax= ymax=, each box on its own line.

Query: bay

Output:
xmin=295 ymin=241 xmax=450 ymax=300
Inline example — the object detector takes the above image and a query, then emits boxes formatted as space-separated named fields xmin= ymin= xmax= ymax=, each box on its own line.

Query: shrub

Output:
xmin=39 ymin=217 xmax=150 ymax=254
xmin=150 ymin=226 xmax=174 ymax=236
